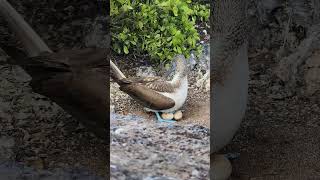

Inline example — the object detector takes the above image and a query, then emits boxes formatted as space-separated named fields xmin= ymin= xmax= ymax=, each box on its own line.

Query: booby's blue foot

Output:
xmin=224 ymin=153 xmax=240 ymax=160
xmin=155 ymin=112 xmax=176 ymax=123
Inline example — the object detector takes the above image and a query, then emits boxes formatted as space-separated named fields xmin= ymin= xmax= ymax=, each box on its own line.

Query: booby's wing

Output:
xmin=115 ymin=77 xmax=175 ymax=110
xmin=110 ymin=60 xmax=176 ymax=110
xmin=120 ymin=81 xmax=175 ymax=111
xmin=125 ymin=76 xmax=176 ymax=93
xmin=15 ymin=50 xmax=108 ymax=138
xmin=29 ymin=48 xmax=108 ymax=68
xmin=9 ymin=48 xmax=108 ymax=84
xmin=110 ymin=59 xmax=175 ymax=93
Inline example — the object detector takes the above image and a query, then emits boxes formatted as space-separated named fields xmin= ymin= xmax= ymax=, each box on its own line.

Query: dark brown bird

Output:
xmin=0 ymin=0 xmax=108 ymax=139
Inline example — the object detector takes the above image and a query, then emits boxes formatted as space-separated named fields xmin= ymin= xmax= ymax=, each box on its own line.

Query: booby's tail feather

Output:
xmin=110 ymin=60 xmax=128 ymax=84
xmin=0 ymin=0 xmax=52 ymax=57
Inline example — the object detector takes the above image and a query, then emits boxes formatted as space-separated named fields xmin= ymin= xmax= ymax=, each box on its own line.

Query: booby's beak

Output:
xmin=164 ymin=62 xmax=175 ymax=78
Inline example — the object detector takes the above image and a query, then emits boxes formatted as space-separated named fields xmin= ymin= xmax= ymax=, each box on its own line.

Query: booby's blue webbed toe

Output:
xmin=155 ymin=112 xmax=176 ymax=123
xmin=224 ymin=153 xmax=240 ymax=160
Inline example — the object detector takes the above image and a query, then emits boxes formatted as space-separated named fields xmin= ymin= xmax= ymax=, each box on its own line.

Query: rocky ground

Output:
xmin=110 ymin=114 xmax=210 ymax=179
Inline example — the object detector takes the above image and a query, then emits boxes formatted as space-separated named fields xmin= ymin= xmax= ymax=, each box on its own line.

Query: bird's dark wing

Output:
xmin=31 ymin=70 xmax=108 ymax=139
xmin=38 ymin=48 xmax=109 ymax=68
xmin=11 ymin=48 xmax=108 ymax=83
xmin=125 ymin=76 xmax=176 ymax=93
xmin=8 ymin=49 xmax=109 ymax=139
xmin=120 ymin=82 xmax=175 ymax=111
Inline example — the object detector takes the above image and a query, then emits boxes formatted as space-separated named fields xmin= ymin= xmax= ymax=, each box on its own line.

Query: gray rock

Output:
xmin=136 ymin=66 xmax=157 ymax=77
xmin=110 ymin=113 xmax=210 ymax=180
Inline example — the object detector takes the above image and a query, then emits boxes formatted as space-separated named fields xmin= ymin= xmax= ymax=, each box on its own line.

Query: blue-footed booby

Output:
xmin=0 ymin=0 xmax=108 ymax=139
xmin=211 ymin=0 xmax=249 ymax=179
xmin=110 ymin=55 xmax=188 ymax=122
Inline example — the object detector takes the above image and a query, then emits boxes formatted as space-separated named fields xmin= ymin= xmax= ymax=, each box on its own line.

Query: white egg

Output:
xmin=211 ymin=154 xmax=232 ymax=180
xmin=161 ymin=112 xmax=174 ymax=120
xmin=173 ymin=110 xmax=183 ymax=120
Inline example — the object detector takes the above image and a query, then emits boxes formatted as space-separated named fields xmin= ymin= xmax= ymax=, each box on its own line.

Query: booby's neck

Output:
xmin=170 ymin=55 xmax=188 ymax=85
xmin=171 ymin=72 xmax=187 ymax=85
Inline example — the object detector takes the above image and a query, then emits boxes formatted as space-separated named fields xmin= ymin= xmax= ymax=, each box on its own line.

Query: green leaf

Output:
xmin=118 ymin=33 xmax=127 ymax=41
xmin=172 ymin=6 xmax=178 ymax=16
xmin=123 ymin=46 xmax=129 ymax=54
xmin=122 ymin=5 xmax=133 ymax=12
xmin=170 ymin=26 xmax=177 ymax=35
xmin=117 ymin=0 xmax=125 ymax=5
xmin=137 ymin=21 xmax=143 ymax=29
xmin=159 ymin=1 xmax=169 ymax=7
xmin=177 ymin=46 xmax=182 ymax=53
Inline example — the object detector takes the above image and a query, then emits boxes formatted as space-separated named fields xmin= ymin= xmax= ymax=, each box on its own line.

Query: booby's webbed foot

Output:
xmin=155 ymin=112 xmax=176 ymax=123
xmin=224 ymin=152 xmax=240 ymax=160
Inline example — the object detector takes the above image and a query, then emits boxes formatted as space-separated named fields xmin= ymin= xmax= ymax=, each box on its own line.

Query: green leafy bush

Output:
xmin=111 ymin=0 xmax=209 ymax=63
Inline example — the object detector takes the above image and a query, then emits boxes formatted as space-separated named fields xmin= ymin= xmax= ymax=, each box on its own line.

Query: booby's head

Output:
xmin=172 ymin=54 xmax=188 ymax=78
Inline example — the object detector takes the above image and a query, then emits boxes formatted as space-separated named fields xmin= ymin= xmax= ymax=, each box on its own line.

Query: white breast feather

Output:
xmin=159 ymin=77 xmax=188 ymax=112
